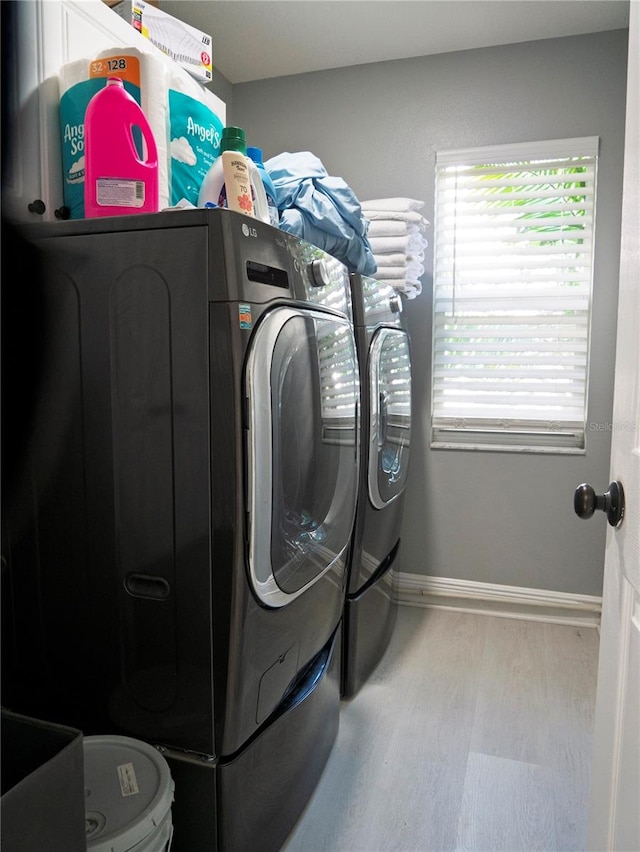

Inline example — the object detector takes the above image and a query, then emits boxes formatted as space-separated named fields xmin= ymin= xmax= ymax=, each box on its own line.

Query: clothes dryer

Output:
xmin=2 ymin=209 xmax=360 ymax=852
xmin=342 ymin=274 xmax=412 ymax=698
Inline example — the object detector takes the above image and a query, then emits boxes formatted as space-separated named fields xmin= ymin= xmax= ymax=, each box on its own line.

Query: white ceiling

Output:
xmin=159 ymin=0 xmax=630 ymax=84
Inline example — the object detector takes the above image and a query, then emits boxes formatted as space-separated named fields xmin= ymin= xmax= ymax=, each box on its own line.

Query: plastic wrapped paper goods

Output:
xmin=59 ymin=46 xmax=225 ymax=218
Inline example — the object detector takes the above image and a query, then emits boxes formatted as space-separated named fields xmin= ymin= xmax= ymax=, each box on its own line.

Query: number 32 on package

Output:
xmin=90 ymin=55 xmax=141 ymax=88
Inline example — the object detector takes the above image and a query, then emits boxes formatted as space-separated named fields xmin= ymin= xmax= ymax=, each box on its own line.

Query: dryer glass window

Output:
xmin=246 ymin=308 xmax=359 ymax=607
xmin=369 ymin=328 xmax=412 ymax=508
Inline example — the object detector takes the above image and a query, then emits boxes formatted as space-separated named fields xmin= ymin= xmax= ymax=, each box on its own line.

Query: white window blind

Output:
xmin=431 ymin=137 xmax=598 ymax=452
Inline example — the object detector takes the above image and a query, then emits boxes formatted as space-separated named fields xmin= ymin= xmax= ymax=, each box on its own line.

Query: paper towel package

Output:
xmin=59 ymin=47 xmax=225 ymax=218
xmin=132 ymin=0 xmax=213 ymax=83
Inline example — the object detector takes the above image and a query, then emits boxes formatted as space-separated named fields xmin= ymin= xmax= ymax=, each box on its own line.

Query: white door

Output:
xmin=586 ymin=4 xmax=640 ymax=849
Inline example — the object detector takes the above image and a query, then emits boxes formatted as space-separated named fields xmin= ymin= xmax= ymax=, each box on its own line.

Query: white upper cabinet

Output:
xmin=5 ymin=0 xmax=216 ymax=223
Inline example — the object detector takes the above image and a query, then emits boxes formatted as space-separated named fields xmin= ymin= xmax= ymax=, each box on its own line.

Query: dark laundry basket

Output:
xmin=1 ymin=709 xmax=86 ymax=852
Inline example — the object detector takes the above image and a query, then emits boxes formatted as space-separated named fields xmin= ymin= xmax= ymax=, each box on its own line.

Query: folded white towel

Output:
xmin=403 ymin=284 xmax=422 ymax=299
xmin=362 ymin=197 xmax=425 ymax=212
xmin=373 ymin=268 xmax=408 ymax=280
xmin=367 ymin=220 xmax=413 ymax=237
xmin=373 ymin=252 xmax=411 ymax=267
xmin=364 ymin=212 xmax=430 ymax=235
xmin=378 ymin=278 xmax=423 ymax=299
xmin=373 ymin=263 xmax=424 ymax=280
xmin=364 ymin=208 xmax=428 ymax=224
xmin=369 ymin=233 xmax=427 ymax=255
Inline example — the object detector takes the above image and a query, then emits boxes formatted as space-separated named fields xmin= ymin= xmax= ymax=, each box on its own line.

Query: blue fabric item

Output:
xmin=265 ymin=151 xmax=376 ymax=275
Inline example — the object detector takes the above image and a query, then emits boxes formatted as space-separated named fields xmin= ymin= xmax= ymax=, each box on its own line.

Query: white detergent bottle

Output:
xmin=247 ymin=147 xmax=280 ymax=227
xmin=198 ymin=126 xmax=254 ymax=215
xmin=246 ymin=157 xmax=270 ymax=224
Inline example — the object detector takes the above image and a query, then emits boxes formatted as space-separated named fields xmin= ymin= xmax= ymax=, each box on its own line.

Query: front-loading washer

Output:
xmin=2 ymin=209 xmax=361 ymax=851
xmin=342 ymin=273 xmax=412 ymax=698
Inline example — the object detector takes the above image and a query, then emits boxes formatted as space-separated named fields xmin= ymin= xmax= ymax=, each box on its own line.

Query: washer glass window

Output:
xmin=368 ymin=328 xmax=412 ymax=508
xmin=247 ymin=308 xmax=359 ymax=607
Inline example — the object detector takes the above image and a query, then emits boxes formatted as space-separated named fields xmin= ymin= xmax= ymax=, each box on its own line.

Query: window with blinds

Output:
xmin=431 ymin=137 xmax=598 ymax=452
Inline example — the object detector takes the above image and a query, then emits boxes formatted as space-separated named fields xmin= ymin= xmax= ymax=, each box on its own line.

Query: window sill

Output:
xmin=430 ymin=440 xmax=586 ymax=455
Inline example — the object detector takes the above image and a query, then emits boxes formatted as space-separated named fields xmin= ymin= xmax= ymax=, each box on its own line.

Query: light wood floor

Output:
xmin=282 ymin=605 xmax=599 ymax=852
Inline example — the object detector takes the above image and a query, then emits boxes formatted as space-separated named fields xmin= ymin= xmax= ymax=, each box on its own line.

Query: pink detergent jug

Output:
xmin=84 ymin=77 xmax=158 ymax=218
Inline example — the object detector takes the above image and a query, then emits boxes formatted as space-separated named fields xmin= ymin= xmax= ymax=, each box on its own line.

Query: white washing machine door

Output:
xmin=245 ymin=306 xmax=360 ymax=608
xmin=368 ymin=327 xmax=412 ymax=509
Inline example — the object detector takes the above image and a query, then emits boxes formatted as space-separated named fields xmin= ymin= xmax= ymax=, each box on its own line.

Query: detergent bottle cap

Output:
xmin=220 ymin=126 xmax=247 ymax=154
xmin=246 ymin=147 xmax=264 ymax=165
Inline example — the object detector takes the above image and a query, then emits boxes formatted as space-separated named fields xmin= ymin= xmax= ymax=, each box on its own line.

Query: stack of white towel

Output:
xmin=361 ymin=198 xmax=430 ymax=299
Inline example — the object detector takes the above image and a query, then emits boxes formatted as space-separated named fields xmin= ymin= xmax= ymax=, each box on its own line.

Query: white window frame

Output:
xmin=431 ymin=136 xmax=599 ymax=454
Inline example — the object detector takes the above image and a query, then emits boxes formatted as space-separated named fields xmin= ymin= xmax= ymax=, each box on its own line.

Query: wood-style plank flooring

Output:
xmin=281 ymin=605 xmax=599 ymax=852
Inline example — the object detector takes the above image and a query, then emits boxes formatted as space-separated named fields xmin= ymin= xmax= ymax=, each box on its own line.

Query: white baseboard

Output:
xmin=396 ymin=572 xmax=602 ymax=628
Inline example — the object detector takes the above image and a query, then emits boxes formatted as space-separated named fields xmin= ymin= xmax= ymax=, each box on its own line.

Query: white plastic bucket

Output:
xmin=83 ymin=735 xmax=174 ymax=852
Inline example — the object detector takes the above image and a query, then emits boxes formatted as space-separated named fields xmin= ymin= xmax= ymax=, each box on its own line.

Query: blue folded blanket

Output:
xmin=265 ymin=151 xmax=376 ymax=275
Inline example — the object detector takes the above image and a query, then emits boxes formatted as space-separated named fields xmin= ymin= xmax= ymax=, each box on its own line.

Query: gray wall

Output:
xmin=207 ymin=64 xmax=233 ymax=112
xmin=231 ymin=30 xmax=628 ymax=597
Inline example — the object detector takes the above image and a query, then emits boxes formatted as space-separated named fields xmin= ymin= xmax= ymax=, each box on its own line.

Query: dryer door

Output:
xmin=368 ymin=327 xmax=412 ymax=509
xmin=246 ymin=307 xmax=359 ymax=608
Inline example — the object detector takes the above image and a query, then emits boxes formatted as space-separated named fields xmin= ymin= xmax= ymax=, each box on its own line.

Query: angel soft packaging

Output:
xmin=58 ymin=47 xmax=225 ymax=218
